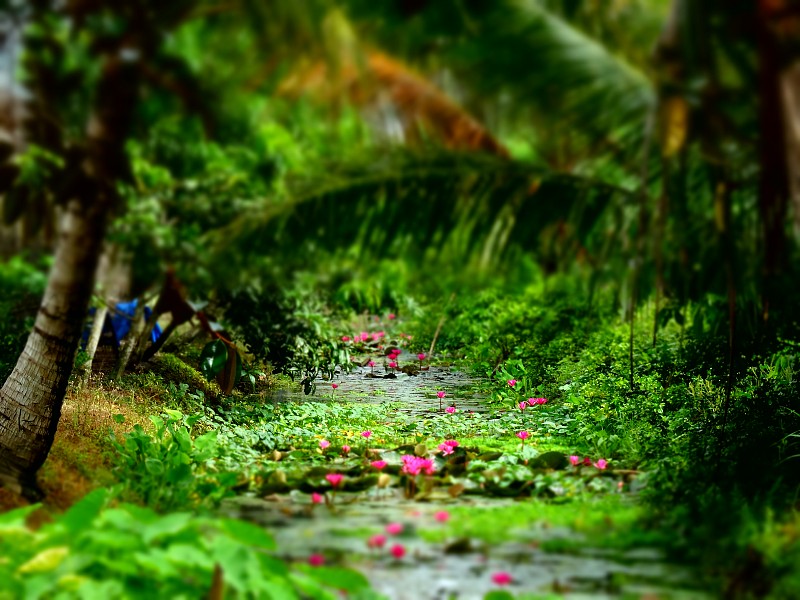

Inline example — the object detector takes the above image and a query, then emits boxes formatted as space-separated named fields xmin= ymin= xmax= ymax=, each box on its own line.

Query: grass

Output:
xmin=0 ymin=377 xmax=152 ymax=513
xmin=418 ymin=494 xmax=668 ymax=551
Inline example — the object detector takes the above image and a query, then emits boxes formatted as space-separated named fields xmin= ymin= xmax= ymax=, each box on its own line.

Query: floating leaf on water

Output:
xmin=443 ymin=537 xmax=473 ymax=554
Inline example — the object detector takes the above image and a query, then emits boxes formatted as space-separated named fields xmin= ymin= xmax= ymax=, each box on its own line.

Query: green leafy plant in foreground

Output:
xmin=0 ymin=489 xmax=372 ymax=600
xmin=109 ymin=410 xmax=238 ymax=512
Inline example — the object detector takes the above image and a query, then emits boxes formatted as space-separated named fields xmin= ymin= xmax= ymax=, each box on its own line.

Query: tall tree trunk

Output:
xmin=0 ymin=36 xmax=143 ymax=495
xmin=781 ymin=63 xmax=800 ymax=238
xmin=757 ymin=8 xmax=790 ymax=292
xmin=0 ymin=199 xmax=108 ymax=494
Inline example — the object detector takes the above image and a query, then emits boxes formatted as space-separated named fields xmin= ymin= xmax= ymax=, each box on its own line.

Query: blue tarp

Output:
xmin=83 ymin=299 xmax=162 ymax=348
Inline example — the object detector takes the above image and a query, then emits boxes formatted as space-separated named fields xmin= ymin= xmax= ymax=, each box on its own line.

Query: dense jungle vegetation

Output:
xmin=1 ymin=0 xmax=799 ymax=598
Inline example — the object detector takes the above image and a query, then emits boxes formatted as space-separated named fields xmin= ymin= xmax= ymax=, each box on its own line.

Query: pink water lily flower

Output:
xmin=361 ymin=431 xmax=372 ymax=439
xmin=370 ymin=460 xmax=387 ymax=470
xmin=308 ymin=554 xmax=325 ymax=567
xmin=491 ymin=572 xmax=513 ymax=586
xmin=444 ymin=439 xmax=459 ymax=448
xmin=390 ymin=544 xmax=405 ymax=559
xmin=516 ymin=431 xmax=529 ymax=440
xmin=434 ymin=511 xmax=450 ymax=523
xmin=319 ymin=439 xmax=331 ymax=449
xmin=518 ymin=401 xmax=528 ymax=411
xmin=389 ymin=361 xmax=398 ymax=369
xmin=417 ymin=353 xmax=426 ymax=361
xmin=341 ymin=444 xmax=351 ymax=455
xmin=437 ymin=391 xmax=446 ymax=399
xmin=568 ymin=455 xmax=581 ymax=466
xmin=326 ymin=473 xmax=344 ymax=487
xmin=438 ymin=443 xmax=454 ymax=456
xmin=583 ymin=456 xmax=592 ymax=466
xmin=341 ymin=336 xmax=351 ymax=342
xmin=331 ymin=383 xmax=338 ymax=390
xmin=385 ymin=522 xmax=403 ymax=535
xmin=367 ymin=534 xmax=387 ymax=549
xmin=507 ymin=379 xmax=517 ymax=387
xmin=388 ymin=313 xmax=396 ymax=320
xmin=595 ymin=459 xmax=608 ymax=470
xmin=528 ymin=397 xmax=548 ymax=406
xmin=311 ymin=492 xmax=324 ymax=504
xmin=401 ymin=455 xmax=435 ymax=476
xmin=368 ymin=360 xmax=376 ymax=367
xmin=445 ymin=406 xmax=456 ymax=414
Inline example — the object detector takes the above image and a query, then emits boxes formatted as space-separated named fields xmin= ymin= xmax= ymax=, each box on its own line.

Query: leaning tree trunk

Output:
xmin=0 ymin=199 xmax=109 ymax=494
xmin=79 ymin=305 xmax=109 ymax=385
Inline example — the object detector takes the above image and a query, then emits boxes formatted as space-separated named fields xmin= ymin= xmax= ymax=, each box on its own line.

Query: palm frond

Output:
xmin=208 ymin=150 xmax=630 ymax=281
xmin=455 ymin=0 xmax=656 ymax=157
xmin=279 ymin=49 xmax=509 ymax=157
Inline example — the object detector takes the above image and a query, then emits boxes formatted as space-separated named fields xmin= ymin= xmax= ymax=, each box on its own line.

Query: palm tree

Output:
xmin=0 ymin=0 xmax=193 ymax=496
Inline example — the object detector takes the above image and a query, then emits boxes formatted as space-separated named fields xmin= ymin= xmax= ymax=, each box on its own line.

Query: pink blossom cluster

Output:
xmin=343 ymin=331 xmax=387 ymax=343
xmin=568 ymin=455 xmax=609 ymax=470
xmin=438 ymin=439 xmax=460 ymax=455
xmin=401 ymin=455 xmax=435 ymax=476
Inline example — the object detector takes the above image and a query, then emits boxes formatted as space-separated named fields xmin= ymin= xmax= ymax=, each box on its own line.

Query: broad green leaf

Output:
xmin=0 ymin=504 xmax=40 ymax=526
xmin=200 ymin=340 xmax=229 ymax=381
xmin=16 ymin=547 xmax=69 ymax=574
xmin=165 ymin=543 xmax=215 ymax=570
xmin=218 ymin=519 xmax=275 ymax=550
xmin=141 ymin=513 xmax=193 ymax=544
xmin=299 ymin=565 xmax=369 ymax=591
xmin=173 ymin=427 xmax=192 ymax=453
xmin=194 ymin=430 xmax=219 ymax=461
xmin=58 ymin=488 xmax=108 ymax=534
xmin=163 ymin=409 xmax=183 ymax=423
xmin=144 ymin=458 xmax=165 ymax=476
xmin=288 ymin=572 xmax=338 ymax=600
xmin=483 ymin=592 xmax=515 ymax=600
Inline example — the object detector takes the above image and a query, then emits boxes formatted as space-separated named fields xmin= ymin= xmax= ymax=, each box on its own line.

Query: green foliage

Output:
xmin=0 ymin=257 xmax=47 ymax=383
xmin=0 ymin=489 xmax=371 ymax=600
xmin=143 ymin=353 xmax=221 ymax=406
xmin=215 ymin=284 xmax=352 ymax=384
xmin=108 ymin=410 xmax=237 ymax=512
xmin=199 ymin=339 xmax=242 ymax=394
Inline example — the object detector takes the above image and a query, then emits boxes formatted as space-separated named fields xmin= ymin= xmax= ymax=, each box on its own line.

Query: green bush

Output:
xmin=109 ymin=410 xmax=237 ymax=512
xmin=0 ymin=488 xmax=372 ymax=600
xmin=0 ymin=257 xmax=47 ymax=384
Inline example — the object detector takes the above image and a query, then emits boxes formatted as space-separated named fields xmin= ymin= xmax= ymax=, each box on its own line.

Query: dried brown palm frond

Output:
xmin=278 ymin=50 xmax=508 ymax=158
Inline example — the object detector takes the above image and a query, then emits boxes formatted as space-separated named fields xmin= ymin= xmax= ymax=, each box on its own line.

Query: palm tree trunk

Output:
xmin=781 ymin=63 xmax=800 ymax=238
xmin=0 ymin=27 xmax=144 ymax=494
xmin=0 ymin=199 xmax=108 ymax=495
